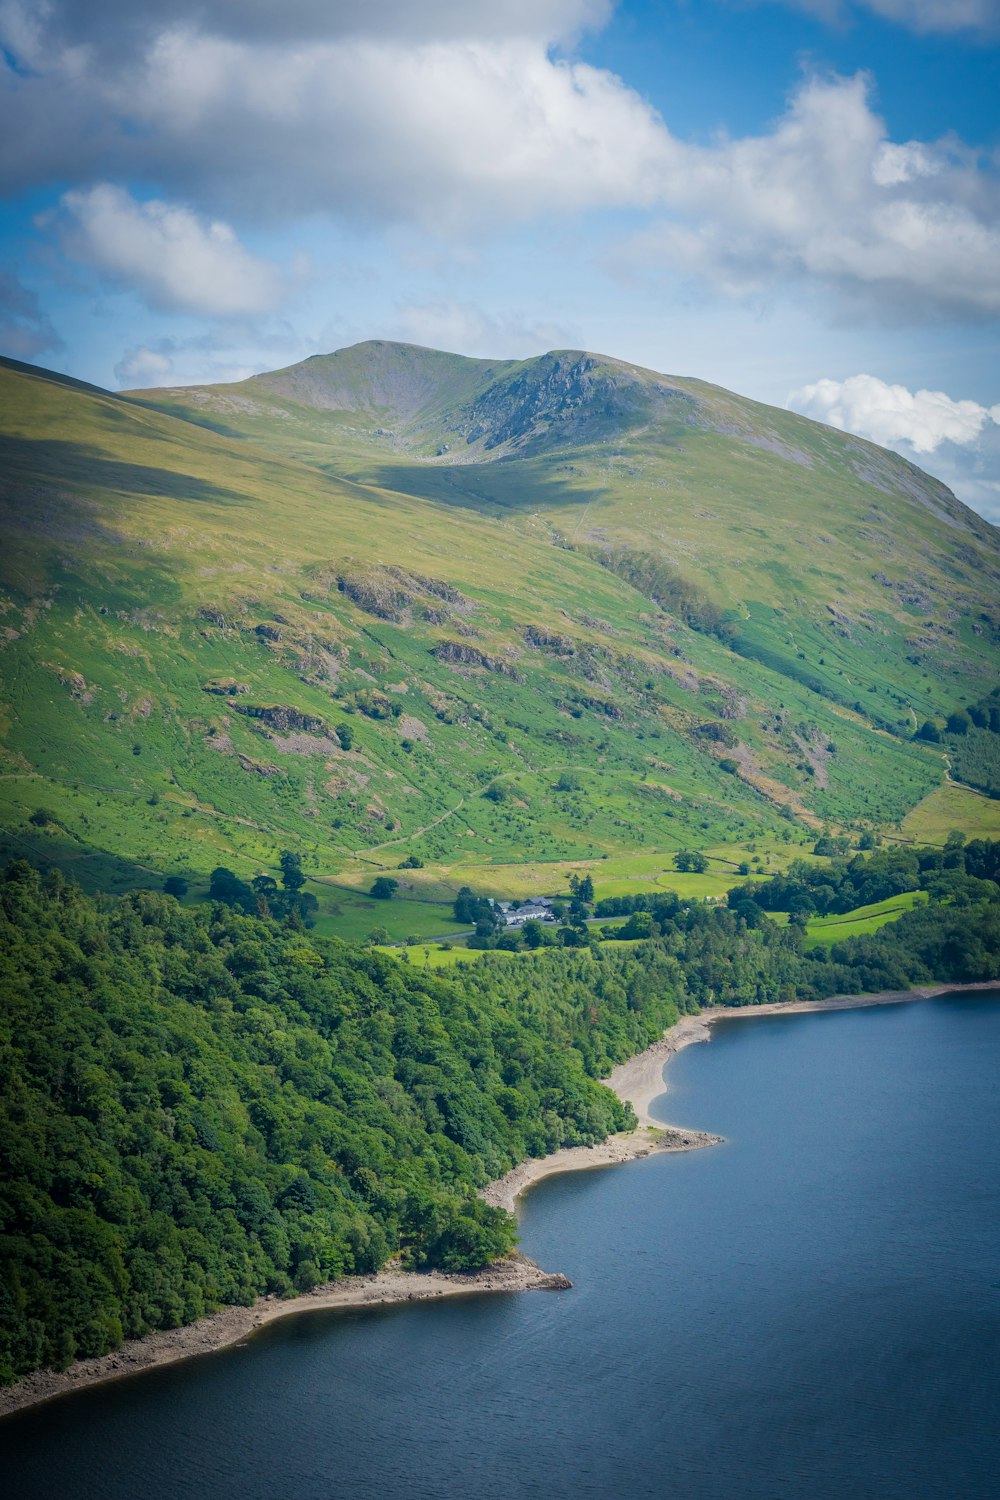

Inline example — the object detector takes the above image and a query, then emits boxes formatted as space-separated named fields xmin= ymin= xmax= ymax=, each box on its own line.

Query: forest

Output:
xmin=1 ymin=843 xmax=999 ymax=1385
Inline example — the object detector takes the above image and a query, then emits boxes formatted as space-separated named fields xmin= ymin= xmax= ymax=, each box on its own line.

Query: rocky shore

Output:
xmin=0 ymin=1253 xmax=570 ymax=1420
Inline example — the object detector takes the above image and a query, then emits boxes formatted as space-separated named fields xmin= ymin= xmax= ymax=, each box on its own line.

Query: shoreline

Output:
xmin=4 ymin=978 xmax=998 ymax=1420
xmin=606 ymin=980 xmax=1000 ymax=1130
xmin=481 ymin=1122 xmax=723 ymax=1215
xmin=0 ymin=1254 xmax=570 ymax=1421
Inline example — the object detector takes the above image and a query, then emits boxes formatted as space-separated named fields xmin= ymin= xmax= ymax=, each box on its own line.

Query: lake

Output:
xmin=4 ymin=992 xmax=999 ymax=1499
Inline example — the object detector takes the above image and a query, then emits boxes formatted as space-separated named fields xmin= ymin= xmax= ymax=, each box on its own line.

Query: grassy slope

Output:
xmin=2 ymin=343 xmax=998 ymax=936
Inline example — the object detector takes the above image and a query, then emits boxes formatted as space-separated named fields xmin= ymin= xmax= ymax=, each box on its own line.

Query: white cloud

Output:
xmin=789 ymin=372 xmax=1000 ymax=520
xmin=108 ymin=34 xmax=670 ymax=228
xmin=113 ymin=342 xmax=176 ymax=386
xmin=788 ymin=373 xmax=999 ymax=452
xmin=622 ymin=73 xmax=1000 ymax=320
xmin=3 ymin=9 xmax=999 ymax=328
xmin=0 ymin=21 xmax=670 ymax=226
xmin=55 ymin=185 xmax=285 ymax=316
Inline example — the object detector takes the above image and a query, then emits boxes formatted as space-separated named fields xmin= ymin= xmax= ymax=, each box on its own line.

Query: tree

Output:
xmin=370 ymin=876 xmax=398 ymax=900
xmin=484 ymin=782 xmax=508 ymax=803
xmin=209 ymin=867 xmax=256 ymax=913
xmin=558 ymin=925 xmax=586 ymax=946
xmin=366 ymin=926 xmax=390 ymax=944
xmin=453 ymin=886 xmax=496 ymax=926
xmin=279 ymin=851 xmax=305 ymax=892
xmin=335 ymin=722 xmax=354 ymax=752
xmin=163 ymin=875 xmax=188 ymax=899
xmin=674 ymin=850 xmax=708 ymax=873
xmin=618 ymin=910 xmax=653 ymax=940
xmin=399 ymin=855 xmax=424 ymax=869
xmin=947 ymin=711 xmax=971 ymax=736
xmin=916 ymin=720 xmax=941 ymax=743
xmin=521 ymin=919 xmax=545 ymax=949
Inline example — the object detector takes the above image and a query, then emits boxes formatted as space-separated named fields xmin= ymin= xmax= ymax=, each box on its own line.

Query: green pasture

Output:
xmin=900 ymin=784 xmax=1000 ymax=845
xmin=796 ymin=890 xmax=929 ymax=945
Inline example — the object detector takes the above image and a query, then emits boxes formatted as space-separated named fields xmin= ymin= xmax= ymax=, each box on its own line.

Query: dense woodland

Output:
xmin=1 ymin=842 xmax=999 ymax=1384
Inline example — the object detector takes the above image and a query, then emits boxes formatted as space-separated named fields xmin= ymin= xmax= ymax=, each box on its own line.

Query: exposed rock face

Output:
xmin=233 ymin=703 xmax=329 ymax=733
xmin=432 ymin=640 xmax=520 ymax=677
xmin=450 ymin=351 xmax=696 ymax=455
xmin=337 ymin=565 xmax=472 ymax=623
xmin=524 ymin=624 xmax=576 ymax=655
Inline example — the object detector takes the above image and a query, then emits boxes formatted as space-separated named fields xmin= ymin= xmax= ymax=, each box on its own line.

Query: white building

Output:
xmin=495 ymin=897 xmax=557 ymax=927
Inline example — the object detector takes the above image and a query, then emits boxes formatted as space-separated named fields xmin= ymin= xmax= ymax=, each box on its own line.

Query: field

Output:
xmin=771 ymin=889 xmax=927 ymax=942
xmin=899 ymin=783 xmax=1000 ymax=845
xmin=802 ymin=890 xmax=928 ymax=945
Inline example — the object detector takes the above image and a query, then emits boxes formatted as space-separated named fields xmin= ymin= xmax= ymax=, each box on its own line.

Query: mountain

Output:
xmin=1 ymin=342 xmax=998 ymax=937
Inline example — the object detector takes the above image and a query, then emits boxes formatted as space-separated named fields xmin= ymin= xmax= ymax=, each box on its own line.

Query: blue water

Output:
xmin=4 ymin=993 xmax=999 ymax=1499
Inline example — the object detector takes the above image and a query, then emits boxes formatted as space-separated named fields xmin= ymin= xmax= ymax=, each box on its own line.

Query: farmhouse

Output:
xmin=494 ymin=897 xmax=558 ymax=927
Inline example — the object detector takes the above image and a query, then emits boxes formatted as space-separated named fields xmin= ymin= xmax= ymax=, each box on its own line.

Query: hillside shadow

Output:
xmin=125 ymin=396 xmax=253 ymax=442
xmin=0 ymin=436 xmax=249 ymax=506
xmin=0 ymin=826 xmax=172 ymax=896
xmin=364 ymin=456 xmax=603 ymax=514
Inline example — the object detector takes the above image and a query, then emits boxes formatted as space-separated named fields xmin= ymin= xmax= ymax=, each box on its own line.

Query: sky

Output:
xmin=1 ymin=0 xmax=999 ymax=516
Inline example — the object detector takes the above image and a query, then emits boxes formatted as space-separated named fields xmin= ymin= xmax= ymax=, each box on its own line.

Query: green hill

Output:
xmin=1 ymin=342 xmax=998 ymax=933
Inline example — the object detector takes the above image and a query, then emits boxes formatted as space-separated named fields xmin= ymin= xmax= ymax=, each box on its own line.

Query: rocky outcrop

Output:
xmin=233 ymin=703 xmax=329 ymax=733
xmin=432 ymin=640 xmax=520 ymax=677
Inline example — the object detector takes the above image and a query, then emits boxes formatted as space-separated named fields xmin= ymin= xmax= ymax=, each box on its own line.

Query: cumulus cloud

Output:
xmin=788 ymin=373 xmax=1000 ymax=452
xmin=2 ymin=8 xmax=999 ymax=325
xmin=54 ymin=185 xmax=286 ymax=316
xmin=789 ymin=372 xmax=1000 ymax=520
xmin=3 ymin=35 xmax=668 ymax=229
xmin=622 ymin=73 xmax=1000 ymax=320
xmin=113 ymin=342 xmax=176 ymax=387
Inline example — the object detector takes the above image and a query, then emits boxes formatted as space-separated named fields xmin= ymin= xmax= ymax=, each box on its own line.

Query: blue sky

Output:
xmin=1 ymin=0 xmax=998 ymax=515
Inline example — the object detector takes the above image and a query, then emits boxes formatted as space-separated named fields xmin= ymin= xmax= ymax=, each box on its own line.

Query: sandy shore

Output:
xmin=0 ymin=1253 xmax=570 ymax=1420
xmin=4 ymin=978 xmax=997 ymax=1419
xmin=606 ymin=980 xmax=1000 ymax=1130
xmin=482 ymin=1122 xmax=723 ymax=1215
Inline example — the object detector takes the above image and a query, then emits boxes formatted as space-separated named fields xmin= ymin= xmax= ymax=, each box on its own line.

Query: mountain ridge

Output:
xmin=0 ymin=342 xmax=997 ymax=938
xmin=131 ymin=339 xmax=989 ymax=537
